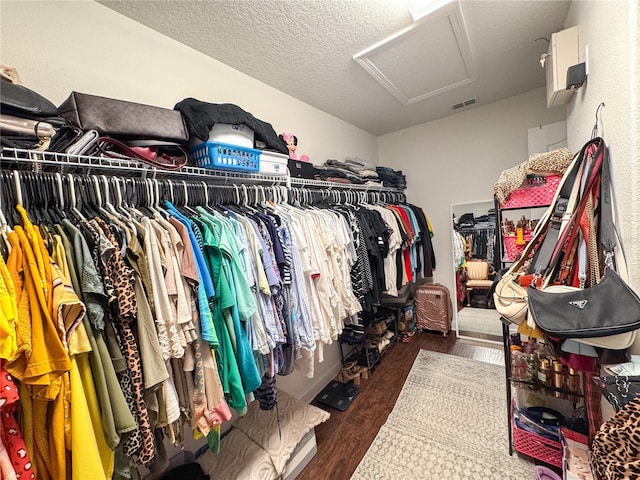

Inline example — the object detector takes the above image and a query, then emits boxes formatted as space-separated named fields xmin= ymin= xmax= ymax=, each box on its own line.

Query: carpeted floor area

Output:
xmin=350 ymin=350 xmax=533 ymax=479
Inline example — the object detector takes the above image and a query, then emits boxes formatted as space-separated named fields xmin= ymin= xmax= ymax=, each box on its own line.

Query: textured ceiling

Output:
xmin=98 ymin=0 xmax=571 ymax=136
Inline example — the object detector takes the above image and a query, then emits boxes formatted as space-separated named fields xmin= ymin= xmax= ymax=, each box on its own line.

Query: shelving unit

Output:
xmin=494 ymin=174 xmax=560 ymax=266
xmin=502 ymin=318 xmax=589 ymax=472
xmin=338 ymin=313 xmax=397 ymax=374
xmin=497 ymin=173 xmax=585 ymax=469
xmin=0 ymin=147 xmax=405 ymax=195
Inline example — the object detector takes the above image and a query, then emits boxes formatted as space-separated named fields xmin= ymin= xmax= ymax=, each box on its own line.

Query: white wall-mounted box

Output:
xmin=546 ymin=26 xmax=580 ymax=108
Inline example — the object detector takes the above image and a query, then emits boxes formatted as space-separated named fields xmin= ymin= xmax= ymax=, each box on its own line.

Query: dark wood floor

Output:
xmin=297 ymin=332 xmax=501 ymax=480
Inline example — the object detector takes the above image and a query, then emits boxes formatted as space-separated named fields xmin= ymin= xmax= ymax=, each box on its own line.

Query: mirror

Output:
xmin=450 ymin=200 xmax=502 ymax=344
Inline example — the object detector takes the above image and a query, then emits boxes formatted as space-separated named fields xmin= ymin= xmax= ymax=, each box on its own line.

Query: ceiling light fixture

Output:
xmin=406 ymin=0 xmax=454 ymax=21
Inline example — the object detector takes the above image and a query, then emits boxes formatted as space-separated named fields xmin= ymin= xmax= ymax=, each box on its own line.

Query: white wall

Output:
xmin=377 ymin=88 xmax=566 ymax=303
xmin=0 ymin=1 xmax=378 ymax=167
xmin=564 ymin=0 xmax=640 ymax=354
xmin=0 ymin=0 xmax=379 ymax=401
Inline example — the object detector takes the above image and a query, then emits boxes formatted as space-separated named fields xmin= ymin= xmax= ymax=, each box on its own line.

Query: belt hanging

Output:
xmin=544 ymin=139 xmax=606 ymax=284
xmin=528 ymin=147 xmax=584 ymax=275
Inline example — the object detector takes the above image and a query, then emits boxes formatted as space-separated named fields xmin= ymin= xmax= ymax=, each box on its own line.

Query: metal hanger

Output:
xmin=591 ymin=102 xmax=605 ymax=139
xmin=13 ymin=171 xmax=39 ymax=226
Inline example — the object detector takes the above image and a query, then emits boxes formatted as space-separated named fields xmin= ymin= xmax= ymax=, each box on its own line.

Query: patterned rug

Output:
xmin=350 ymin=350 xmax=533 ymax=479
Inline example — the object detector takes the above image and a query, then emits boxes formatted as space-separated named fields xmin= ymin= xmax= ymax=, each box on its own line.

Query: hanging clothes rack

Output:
xmin=0 ymin=147 xmax=405 ymax=198
xmin=0 ymin=172 xmax=407 ymax=227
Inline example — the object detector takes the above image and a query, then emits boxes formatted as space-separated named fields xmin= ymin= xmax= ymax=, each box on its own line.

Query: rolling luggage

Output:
xmin=415 ymin=283 xmax=452 ymax=336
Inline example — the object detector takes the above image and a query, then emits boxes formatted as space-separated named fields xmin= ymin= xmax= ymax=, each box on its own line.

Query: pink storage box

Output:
xmin=503 ymin=233 xmax=533 ymax=262
xmin=501 ymin=175 xmax=561 ymax=209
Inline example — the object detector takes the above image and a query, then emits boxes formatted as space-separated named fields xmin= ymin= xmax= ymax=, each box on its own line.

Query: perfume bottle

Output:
xmin=537 ymin=359 xmax=551 ymax=390
xmin=526 ymin=354 xmax=538 ymax=386
xmin=510 ymin=349 xmax=525 ymax=381
xmin=566 ymin=367 xmax=581 ymax=402
xmin=553 ymin=361 xmax=566 ymax=399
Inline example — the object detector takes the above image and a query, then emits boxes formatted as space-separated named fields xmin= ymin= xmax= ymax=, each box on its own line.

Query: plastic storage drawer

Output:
xmin=259 ymin=150 xmax=288 ymax=176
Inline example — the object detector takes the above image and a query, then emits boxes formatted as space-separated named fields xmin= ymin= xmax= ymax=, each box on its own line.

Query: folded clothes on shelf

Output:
xmin=344 ymin=156 xmax=375 ymax=172
xmin=314 ymin=165 xmax=373 ymax=185
xmin=376 ymin=166 xmax=406 ymax=189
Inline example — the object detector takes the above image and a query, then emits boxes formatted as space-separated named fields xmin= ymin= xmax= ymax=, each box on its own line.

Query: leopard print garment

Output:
xmin=95 ymin=219 xmax=155 ymax=466
xmin=493 ymin=148 xmax=574 ymax=204
xmin=591 ymin=396 xmax=640 ymax=479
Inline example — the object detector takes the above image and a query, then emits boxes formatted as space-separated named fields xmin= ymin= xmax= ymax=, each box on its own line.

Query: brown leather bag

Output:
xmin=59 ymin=91 xmax=188 ymax=144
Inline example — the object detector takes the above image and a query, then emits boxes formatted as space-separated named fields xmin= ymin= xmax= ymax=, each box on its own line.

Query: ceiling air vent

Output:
xmin=450 ymin=98 xmax=477 ymax=110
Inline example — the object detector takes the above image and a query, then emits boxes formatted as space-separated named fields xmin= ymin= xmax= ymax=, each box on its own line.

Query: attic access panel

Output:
xmin=353 ymin=2 xmax=476 ymax=105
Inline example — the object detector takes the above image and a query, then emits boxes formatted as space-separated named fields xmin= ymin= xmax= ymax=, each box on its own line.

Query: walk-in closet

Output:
xmin=1 ymin=1 xmax=638 ymax=479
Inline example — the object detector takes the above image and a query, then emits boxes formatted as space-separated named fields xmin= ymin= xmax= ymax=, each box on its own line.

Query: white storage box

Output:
xmin=208 ymin=123 xmax=254 ymax=148
xmin=259 ymin=150 xmax=288 ymax=176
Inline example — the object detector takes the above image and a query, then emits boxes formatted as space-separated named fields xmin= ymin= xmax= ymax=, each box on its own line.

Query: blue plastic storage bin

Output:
xmin=191 ymin=141 xmax=260 ymax=172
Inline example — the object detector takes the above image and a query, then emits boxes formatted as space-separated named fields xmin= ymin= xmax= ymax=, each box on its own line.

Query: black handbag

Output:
xmin=593 ymin=375 xmax=640 ymax=412
xmin=47 ymin=124 xmax=84 ymax=152
xmin=527 ymin=138 xmax=640 ymax=346
xmin=528 ymin=269 xmax=640 ymax=338
xmin=0 ymin=81 xmax=59 ymax=118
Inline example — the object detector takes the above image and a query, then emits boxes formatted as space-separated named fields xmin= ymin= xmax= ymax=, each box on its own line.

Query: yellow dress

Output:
xmin=8 ymin=206 xmax=72 ymax=480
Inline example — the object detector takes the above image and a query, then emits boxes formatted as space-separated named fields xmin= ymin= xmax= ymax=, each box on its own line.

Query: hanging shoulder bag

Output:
xmin=492 ymin=235 xmax=541 ymax=325
xmin=526 ymin=138 xmax=639 ymax=350
xmin=492 ymin=153 xmax=577 ymax=324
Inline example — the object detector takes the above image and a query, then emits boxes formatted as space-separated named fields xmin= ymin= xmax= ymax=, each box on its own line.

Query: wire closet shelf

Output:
xmin=0 ymin=147 xmax=404 ymax=193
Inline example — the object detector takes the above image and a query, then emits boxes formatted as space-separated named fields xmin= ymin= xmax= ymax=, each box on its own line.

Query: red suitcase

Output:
xmin=415 ymin=283 xmax=452 ymax=336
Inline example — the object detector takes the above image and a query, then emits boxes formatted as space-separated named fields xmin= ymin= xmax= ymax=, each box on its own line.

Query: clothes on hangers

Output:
xmin=0 ymin=172 xmax=435 ymax=479
xmin=456 ymin=225 xmax=496 ymax=264
xmin=453 ymin=231 xmax=466 ymax=271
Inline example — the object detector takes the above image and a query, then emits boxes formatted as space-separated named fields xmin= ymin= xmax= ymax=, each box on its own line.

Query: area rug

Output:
xmin=456 ymin=307 xmax=503 ymax=338
xmin=350 ymin=350 xmax=533 ymax=479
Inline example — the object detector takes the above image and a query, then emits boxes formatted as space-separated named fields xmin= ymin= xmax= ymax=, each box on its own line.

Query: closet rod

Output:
xmin=456 ymin=226 xmax=496 ymax=231
xmin=0 ymin=147 xmax=404 ymax=193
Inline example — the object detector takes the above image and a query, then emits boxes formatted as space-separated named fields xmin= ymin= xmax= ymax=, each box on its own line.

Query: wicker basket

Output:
xmin=512 ymin=421 xmax=562 ymax=467
xmin=502 ymin=175 xmax=561 ymax=209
